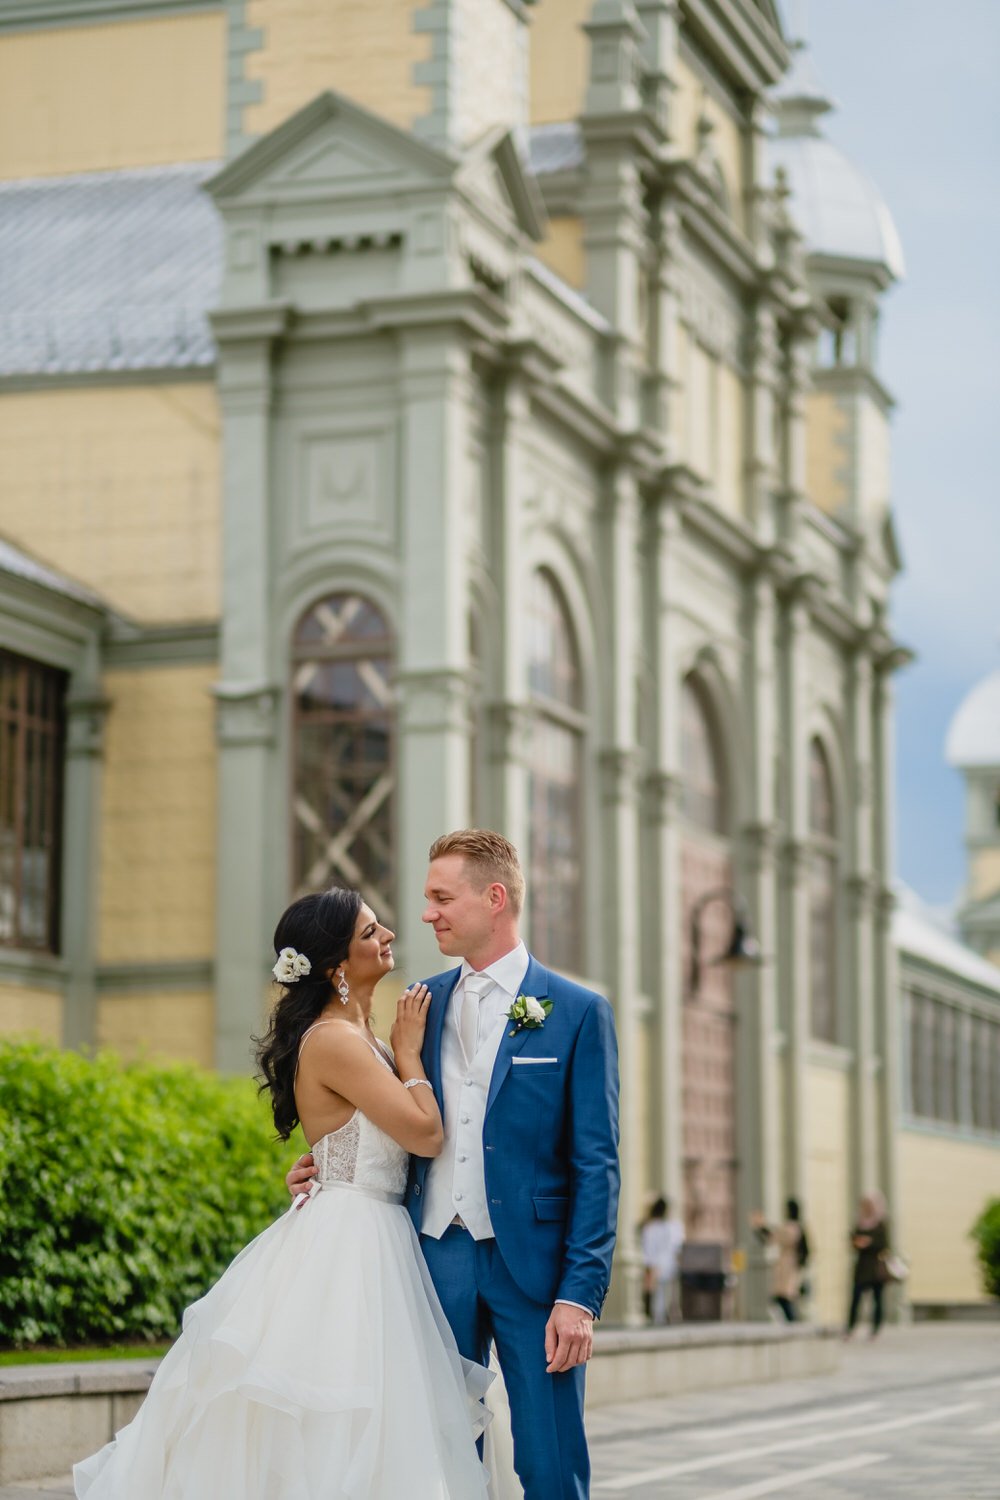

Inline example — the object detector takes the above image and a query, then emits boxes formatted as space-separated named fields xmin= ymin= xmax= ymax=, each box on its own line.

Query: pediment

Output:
xmin=207 ymin=91 xmax=453 ymax=205
xmin=455 ymin=126 xmax=547 ymax=243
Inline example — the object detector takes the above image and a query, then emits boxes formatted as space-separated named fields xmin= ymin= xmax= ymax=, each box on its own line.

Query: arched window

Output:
xmin=808 ymin=738 xmax=838 ymax=1042
xmin=680 ymin=677 xmax=727 ymax=834
xmin=291 ymin=593 xmax=395 ymax=923
xmin=526 ymin=570 xmax=583 ymax=974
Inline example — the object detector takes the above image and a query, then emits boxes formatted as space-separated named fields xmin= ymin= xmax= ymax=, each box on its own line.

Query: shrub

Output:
xmin=971 ymin=1198 xmax=1000 ymax=1301
xmin=0 ymin=1039 xmax=305 ymax=1347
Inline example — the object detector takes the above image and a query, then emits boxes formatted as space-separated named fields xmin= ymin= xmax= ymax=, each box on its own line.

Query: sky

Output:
xmin=779 ymin=0 xmax=1000 ymax=909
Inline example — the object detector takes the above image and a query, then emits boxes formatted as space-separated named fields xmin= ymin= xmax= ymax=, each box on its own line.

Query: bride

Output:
xmin=73 ymin=887 xmax=505 ymax=1499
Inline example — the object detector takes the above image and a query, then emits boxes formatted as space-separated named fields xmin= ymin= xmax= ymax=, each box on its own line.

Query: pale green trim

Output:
xmin=0 ymin=948 xmax=66 ymax=992
xmin=900 ymin=1116 xmax=1000 ymax=1150
xmin=104 ymin=621 xmax=219 ymax=669
xmin=0 ymin=367 xmax=215 ymax=395
xmin=0 ymin=0 xmax=218 ymax=32
xmin=96 ymin=959 xmax=214 ymax=993
xmin=224 ymin=0 xmax=264 ymax=158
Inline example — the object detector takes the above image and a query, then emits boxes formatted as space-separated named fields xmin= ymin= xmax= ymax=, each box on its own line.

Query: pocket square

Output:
xmin=512 ymin=1056 xmax=559 ymax=1065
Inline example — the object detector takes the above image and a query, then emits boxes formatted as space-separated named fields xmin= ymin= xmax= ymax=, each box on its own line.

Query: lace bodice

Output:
xmin=303 ymin=1029 xmax=409 ymax=1198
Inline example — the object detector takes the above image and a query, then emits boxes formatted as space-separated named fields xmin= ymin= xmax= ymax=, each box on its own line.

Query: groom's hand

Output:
xmin=544 ymin=1304 xmax=594 ymax=1373
xmin=286 ymin=1153 xmax=317 ymax=1204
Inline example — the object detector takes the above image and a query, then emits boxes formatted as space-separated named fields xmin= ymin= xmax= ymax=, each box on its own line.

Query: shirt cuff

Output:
xmin=554 ymin=1299 xmax=594 ymax=1317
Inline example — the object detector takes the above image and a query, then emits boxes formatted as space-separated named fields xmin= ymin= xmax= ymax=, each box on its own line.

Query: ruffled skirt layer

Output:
xmin=74 ymin=1186 xmax=492 ymax=1500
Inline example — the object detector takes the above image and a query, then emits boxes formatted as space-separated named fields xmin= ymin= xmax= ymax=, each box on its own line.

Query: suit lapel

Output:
xmin=422 ymin=967 xmax=460 ymax=1113
xmin=486 ymin=955 xmax=550 ymax=1117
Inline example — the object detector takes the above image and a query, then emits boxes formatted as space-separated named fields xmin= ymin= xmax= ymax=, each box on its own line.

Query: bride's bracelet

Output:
xmin=402 ymin=1078 xmax=434 ymax=1091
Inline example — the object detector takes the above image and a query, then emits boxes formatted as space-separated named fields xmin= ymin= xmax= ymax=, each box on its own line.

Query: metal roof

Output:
xmin=0 ymin=535 xmax=107 ymax=610
xmin=894 ymin=884 xmax=1000 ymax=997
xmin=0 ymin=162 xmax=222 ymax=378
xmin=527 ymin=123 xmax=584 ymax=178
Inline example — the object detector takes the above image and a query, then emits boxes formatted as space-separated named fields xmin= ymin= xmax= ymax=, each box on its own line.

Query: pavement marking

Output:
xmin=593 ymin=1400 xmax=981 ymax=1491
xmin=699 ymin=1452 xmax=889 ymax=1500
xmin=687 ymin=1399 xmax=880 ymax=1441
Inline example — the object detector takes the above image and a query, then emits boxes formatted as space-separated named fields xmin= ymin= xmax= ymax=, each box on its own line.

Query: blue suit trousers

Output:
xmin=420 ymin=1226 xmax=589 ymax=1500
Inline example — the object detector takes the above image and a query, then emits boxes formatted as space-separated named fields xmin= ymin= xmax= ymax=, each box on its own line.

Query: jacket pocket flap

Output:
xmin=533 ymin=1196 xmax=569 ymax=1221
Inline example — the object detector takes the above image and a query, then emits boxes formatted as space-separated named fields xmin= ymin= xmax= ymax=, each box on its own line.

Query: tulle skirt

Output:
xmin=73 ymin=1185 xmax=492 ymax=1500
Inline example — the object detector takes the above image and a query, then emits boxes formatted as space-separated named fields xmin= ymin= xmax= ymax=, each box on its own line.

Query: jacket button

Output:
xmin=414 ymin=1185 xmax=421 ymax=1196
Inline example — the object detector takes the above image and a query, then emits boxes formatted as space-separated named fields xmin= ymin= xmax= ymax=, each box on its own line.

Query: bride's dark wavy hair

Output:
xmin=255 ymin=887 xmax=363 ymax=1140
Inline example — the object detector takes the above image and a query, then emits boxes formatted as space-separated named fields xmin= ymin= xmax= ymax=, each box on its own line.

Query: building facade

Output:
xmin=0 ymin=0 xmax=940 ymax=1324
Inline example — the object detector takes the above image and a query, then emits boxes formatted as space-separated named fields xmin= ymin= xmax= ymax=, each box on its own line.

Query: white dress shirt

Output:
xmin=421 ymin=941 xmax=591 ymax=1315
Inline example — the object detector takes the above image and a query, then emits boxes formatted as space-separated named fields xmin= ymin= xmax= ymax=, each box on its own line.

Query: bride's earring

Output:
xmin=337 ymin=969 xmax=350 ymax=1006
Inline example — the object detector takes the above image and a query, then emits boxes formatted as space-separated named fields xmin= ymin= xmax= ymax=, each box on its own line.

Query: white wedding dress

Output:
xmin=73 ymin=1039 xmax=501 ymax=1500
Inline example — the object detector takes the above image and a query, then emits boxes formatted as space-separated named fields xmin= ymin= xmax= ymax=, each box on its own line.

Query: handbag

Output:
xmin=879 ymin=1250 xmax=909 ymax=1283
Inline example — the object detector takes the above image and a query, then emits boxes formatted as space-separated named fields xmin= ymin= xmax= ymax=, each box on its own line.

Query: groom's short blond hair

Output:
xmin=428 ymin=829 xmax=525 ymax=916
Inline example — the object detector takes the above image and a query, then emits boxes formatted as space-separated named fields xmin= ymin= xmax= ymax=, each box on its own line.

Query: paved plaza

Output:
xmin=2 ymin=1324 xmax=997 ymax=1498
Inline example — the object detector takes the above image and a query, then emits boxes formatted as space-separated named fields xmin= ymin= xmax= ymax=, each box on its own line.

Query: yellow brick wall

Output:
xmin=535 ymin=215 xmax=585 ymax=290
xmin=806 ymin=388 xmax=851 ymax=517
xmin=0 ymin=383 xmax=221 ymax=624
xmin=0 ymin=13 xmax=225 ymax=179
xmin=0 ymin=982 xmax=62 ymax=1041
xmin=99 ymin=665 xmax=217 ymax=966
xmin=804 ymin=1063 xmax=852 ymax=1327
xmin=898 ymin=1129 xmax=1000 ymax=1303
xmin=244 ymin=0 xmax=432 ymax=139
xmin=970 ymin=848 xmax=1000 ymax=902
xmin=97 ymin=990 xmax=214 ymax=1068
xmin=529 ymin=0 xmax=590 ymax=124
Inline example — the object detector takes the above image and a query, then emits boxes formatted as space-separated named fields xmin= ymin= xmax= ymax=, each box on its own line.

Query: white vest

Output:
xmin=420 ymin=997 xmax=507 ymax=1241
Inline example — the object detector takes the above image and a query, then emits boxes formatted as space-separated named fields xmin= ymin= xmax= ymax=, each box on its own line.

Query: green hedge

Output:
xmin=0 ymin=1039 xmax=305 ymax=1347
xmin=971 ymin=1197 xmax=1000 ymax=1301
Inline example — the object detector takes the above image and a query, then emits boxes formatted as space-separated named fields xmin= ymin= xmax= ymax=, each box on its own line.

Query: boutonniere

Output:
xmin=506 ymin=994 xmax=552 ymax=1036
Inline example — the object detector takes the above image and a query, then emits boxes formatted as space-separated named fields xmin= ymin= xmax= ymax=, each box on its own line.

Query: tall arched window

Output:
xmin=526 ymin=570 xmax=583 ymax=974
xmin=679 ymin=674 xmax=735 ymax=1245
xmin=292 ymin=593 xmax=395 ymax=924
xmin=808 ymin=738 xmax=838 ymax=1042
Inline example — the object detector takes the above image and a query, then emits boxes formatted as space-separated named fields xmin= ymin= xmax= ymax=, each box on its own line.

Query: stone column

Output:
xmin=61 ymin=657 xmax=109 ymax=1050
xmin=211 ymin=307 xmax=287 ymax=1072
xmin=600 ymin=464 xmax=644 ymax=1327
xmin=739 ymin=574 xmax=781 ymax=1319
xmin=581 ymin=0 xmax=648 ymax=430
xmin=488 ymin=368 xmax=532 ymax=861
xmin=396 ymin=328 xmax=475 ymax=979
xmin=646 ymin=498 xmax=685 ymax=1208
xmin=848 ymin=650 xmax=878 ymax=1198
xmin=873 ymin=660 xmax=902 ymax=1253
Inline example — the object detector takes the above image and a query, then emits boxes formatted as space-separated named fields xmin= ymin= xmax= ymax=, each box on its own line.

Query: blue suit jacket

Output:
xmin=405 ymin=955 xmax=621 ymax=1317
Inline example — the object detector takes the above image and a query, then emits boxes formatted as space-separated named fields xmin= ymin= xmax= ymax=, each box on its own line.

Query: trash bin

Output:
xmin=679 ymin=1241 xmax=728 ymax=1321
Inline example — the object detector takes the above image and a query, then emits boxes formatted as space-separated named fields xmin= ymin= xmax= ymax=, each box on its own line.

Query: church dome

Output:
xmin=945 ymin=669 xmax=1000 ymax=769
xmin=766 ymin=43 xmax=905 ymax=282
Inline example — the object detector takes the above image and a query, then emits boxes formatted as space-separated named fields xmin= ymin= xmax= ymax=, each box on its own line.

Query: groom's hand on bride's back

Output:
xmin=286 ymin=1154 xmax=317 ymax=1201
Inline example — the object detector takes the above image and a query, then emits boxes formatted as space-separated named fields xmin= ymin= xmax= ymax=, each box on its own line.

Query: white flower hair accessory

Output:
xmin=272 ymin=947 xmax=312 ymax=984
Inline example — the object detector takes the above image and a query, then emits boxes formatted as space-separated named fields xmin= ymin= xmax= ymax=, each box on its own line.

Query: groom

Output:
xmin=289 ymin=829 xmax=620 ymax=1497
xmin=411 ymin=829 xmax=618 ymax=1497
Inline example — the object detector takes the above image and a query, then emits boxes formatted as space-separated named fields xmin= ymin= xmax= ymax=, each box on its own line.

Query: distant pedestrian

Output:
xmin=750 ymin=1198 xmax=809 ymax=1321
xmin=641 ymin=1195 xmax=685 ymax=1324
xmin=845 ymin=1191 xmax=890 ymax=1338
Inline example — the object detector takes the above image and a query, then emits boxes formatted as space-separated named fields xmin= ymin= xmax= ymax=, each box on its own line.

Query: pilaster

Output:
xmin=60 ymin=670 xmax=110 ymax=1050
xmin=600 ymin=463 xmax=644 ymax=1327
xmin=212 ymin=308 xmax=287 ymax=1072
xmin=396 ymin=328 xmax=475 ymax=979
xmin=848 ymin=650 xmax=878 ymax=1197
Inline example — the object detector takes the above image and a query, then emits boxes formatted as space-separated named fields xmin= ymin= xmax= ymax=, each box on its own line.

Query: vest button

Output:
xmin=458 ymin=1153 xmax=467 ymax=1162
xmin=455 ymin=1192 xmax=463 ymax=1201
xmin=461 ymin=1114 xmax=470 ymax=1124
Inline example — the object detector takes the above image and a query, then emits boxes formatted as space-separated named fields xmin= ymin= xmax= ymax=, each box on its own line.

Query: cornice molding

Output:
xmin=679 ymin=0 xmax=789 ymax=92
xmin=103 ymin=620 xmax=220 ymax=669
xmin=96 ymin=958 xmax=214 ymax=993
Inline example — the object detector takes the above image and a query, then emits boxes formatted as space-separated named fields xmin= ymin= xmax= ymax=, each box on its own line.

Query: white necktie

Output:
xmin=460 ymin=973 xmax=493 ymax=1061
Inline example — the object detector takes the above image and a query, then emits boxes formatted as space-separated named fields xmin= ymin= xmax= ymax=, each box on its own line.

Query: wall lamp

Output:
xmin=688 ymin=887 xmax=762 ymax=995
